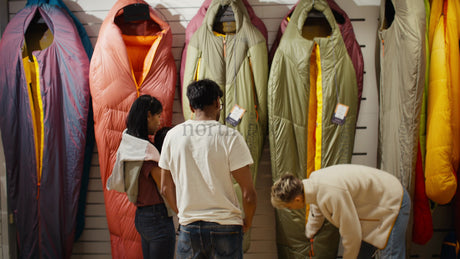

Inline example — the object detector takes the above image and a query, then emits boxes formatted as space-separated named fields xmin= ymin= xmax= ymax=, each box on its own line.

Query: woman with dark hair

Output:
xmin=108 ymin=95 xmax=175 ymax=259
xmin=126 ymin=95 xmax=164 ymax=140
xmin=154 ymin=126 xmax=172 ymax=153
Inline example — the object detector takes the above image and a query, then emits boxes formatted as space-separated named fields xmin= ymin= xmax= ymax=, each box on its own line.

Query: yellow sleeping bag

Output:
xmin=425 ymin=0 xmax=459 ymax=205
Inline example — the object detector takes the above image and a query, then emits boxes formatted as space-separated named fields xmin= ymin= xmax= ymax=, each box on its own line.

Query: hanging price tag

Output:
xmin=331 ymin=103 xmax=349 ymax=125
xmin=226 ymin=104 xmax=246 ymax=127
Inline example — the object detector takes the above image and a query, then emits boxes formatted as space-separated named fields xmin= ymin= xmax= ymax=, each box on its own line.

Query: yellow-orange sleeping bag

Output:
xmin=425 ymin=0 xmax=459 ymax=205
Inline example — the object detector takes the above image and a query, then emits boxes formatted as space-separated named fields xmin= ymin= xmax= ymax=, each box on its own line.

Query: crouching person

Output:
xmin=271 ymin=164 xmax=411 ymax=259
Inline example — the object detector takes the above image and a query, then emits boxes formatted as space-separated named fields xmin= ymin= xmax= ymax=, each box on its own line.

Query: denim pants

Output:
xmin=357 ymin=188 xmax=411 ymax=259
xmin=381 ymin=188 xmax=411 ymax=258
xmin=134 ymin=203 xmax=175 ymax=259
xmin=176 ymin=221 xmax=243 ymax=259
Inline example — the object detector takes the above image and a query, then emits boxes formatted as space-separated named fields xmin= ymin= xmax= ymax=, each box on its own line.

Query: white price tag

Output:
xmin=226 ymin=104 xmax=246 ymax=127
xmin=331 ymin=103 xmax=349 ymax=125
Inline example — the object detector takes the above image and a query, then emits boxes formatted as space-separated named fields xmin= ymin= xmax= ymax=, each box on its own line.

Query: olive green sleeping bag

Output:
xmin=268 ymin=0 xmax=358 ymax=258
xmin=181 ymin=0 xmax=268 ymax=251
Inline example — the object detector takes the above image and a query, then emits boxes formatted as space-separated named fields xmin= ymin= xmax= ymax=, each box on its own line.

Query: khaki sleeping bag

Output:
xmin=268 ymin=0 xmax=358 ymax=257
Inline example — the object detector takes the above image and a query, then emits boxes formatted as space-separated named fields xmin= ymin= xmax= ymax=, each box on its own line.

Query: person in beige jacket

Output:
xmin=271 ymin=164 xmax=410 ymax=259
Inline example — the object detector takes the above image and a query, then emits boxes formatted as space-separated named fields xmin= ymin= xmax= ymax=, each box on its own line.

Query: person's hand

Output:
xmin=242 ymin=218 xmax=252 ymax=233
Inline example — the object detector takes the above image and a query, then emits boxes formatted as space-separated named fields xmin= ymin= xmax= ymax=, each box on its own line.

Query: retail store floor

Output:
xmin=244 ymin=142 xmax=278 ymax=259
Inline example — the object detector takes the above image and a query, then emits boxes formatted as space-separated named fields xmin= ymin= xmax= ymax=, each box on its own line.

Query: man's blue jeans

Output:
xmin=380 ymin=188 xmax=411 ymax=259
xmin=357 ymin=188 xmax=411 ymax=259
xmin=176 ymin=221 xmax=243 ymax=259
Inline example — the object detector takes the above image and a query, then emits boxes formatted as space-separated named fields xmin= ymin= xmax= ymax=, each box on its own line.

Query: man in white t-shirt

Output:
xmin=159 ymin=79 xmax=257 ymax=259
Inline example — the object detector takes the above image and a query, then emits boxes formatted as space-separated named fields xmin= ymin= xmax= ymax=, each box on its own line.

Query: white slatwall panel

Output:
xmin=0 ymin=132 xmax=5 ymax=258
xmin=0 ymin=129 xmax=15 ymax=259
xmin=0 ymin=0 xmax=7 ymax=255
xmin=71 ymin=151 xmax=111 ymax=258
xmin=2 ymin=0 xmax=454 ymax=258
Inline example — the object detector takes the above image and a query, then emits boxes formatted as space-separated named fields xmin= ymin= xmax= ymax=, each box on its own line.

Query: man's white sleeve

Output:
xmin=158 ymin=133 xmax=171 ymax=170
xmin=305 ymin=204 xmax=325 ymax=238
xmin=228 ymin=131 xmax=254 ymax=171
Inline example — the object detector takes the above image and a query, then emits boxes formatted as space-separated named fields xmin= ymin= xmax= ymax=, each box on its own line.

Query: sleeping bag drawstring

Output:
xmin=309 ymin=238 xmax=315 ymax=258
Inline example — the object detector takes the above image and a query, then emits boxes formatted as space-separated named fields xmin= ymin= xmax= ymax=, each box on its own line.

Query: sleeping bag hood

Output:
xmin=180 ymin=0 xmax=268 ymax=92
xmin=269 ymin=0 xmax=364 ymax=115
xmin=0 ymin=2 xmax=90 ymax=258
xmin=89 ymin=0 xmax=176 ymax=257
xmin=268 ymin=0 xmax=358 ymax=257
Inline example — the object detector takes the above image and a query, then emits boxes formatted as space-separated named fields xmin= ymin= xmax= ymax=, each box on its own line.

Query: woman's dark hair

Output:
xmin=126 ymin=95 xmax=163 ymax=140
xmin=186 ymin=79 xmax=223 ymax=110
xmin=154 ymin=126 xmax=172 ymax=153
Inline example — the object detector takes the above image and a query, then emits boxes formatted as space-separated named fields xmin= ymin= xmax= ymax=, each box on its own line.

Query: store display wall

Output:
xmin=0 ymin=133 xmax=8 ymax=258
xmin=0 ymin=0 xmax=454 ymax=258
xmin=0 ymin=0 xmax=7 ymax=255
